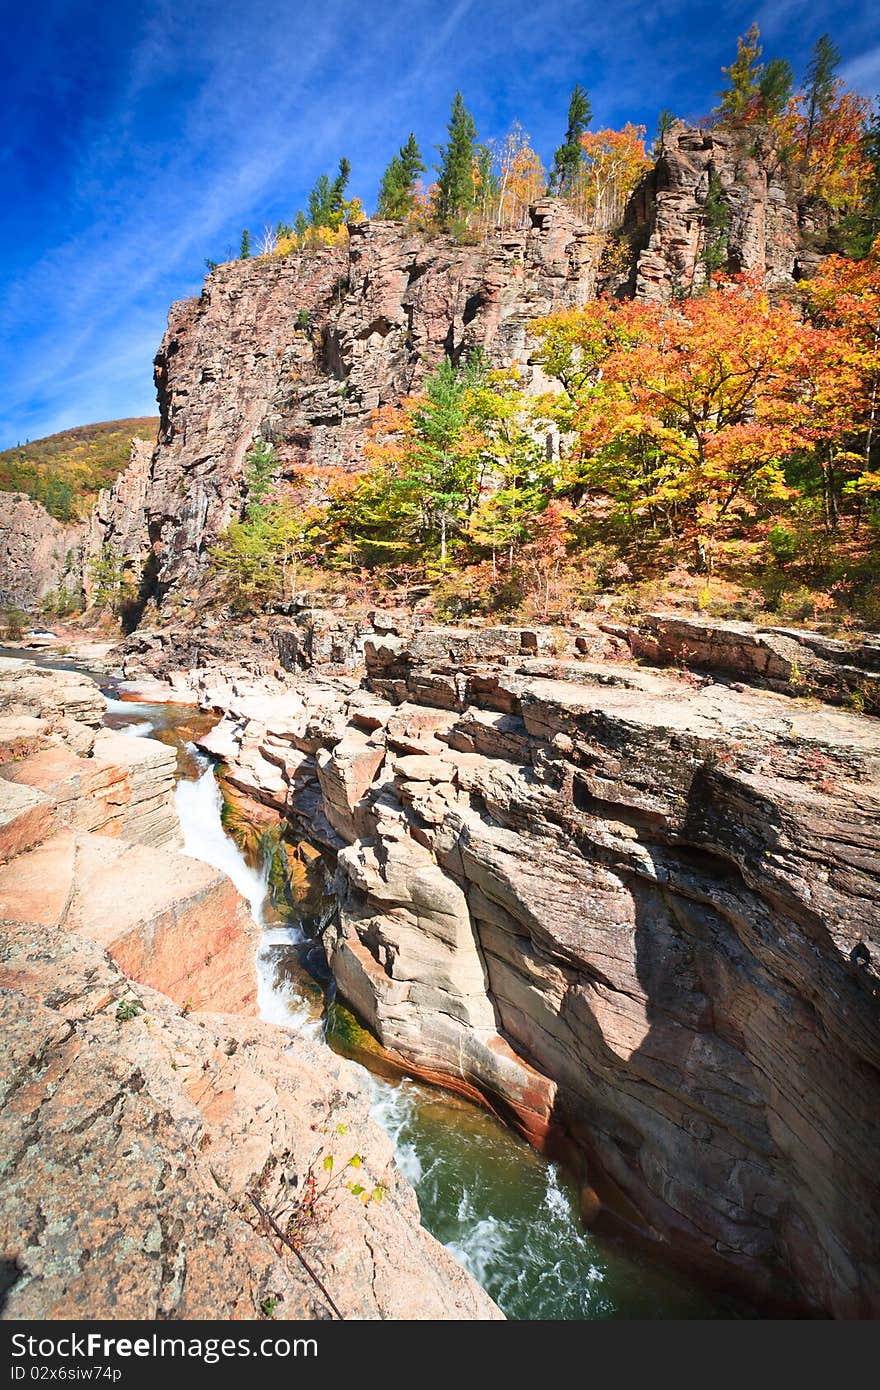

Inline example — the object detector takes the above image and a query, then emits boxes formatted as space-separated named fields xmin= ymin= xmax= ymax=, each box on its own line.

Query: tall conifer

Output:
xmin=550 ymin=84 xmax=592 ymax=194
xmin=436 ymin=92 xmax=478 ymax=223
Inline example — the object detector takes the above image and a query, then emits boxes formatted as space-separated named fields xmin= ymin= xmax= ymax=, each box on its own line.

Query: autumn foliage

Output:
xmin=200 ymin=25 xmax=880 ymax=630
xmin=210 ymin=245 xmax=880 ymax=628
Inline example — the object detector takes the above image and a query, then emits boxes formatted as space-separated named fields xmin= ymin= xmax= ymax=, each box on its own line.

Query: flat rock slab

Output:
xmin=0 ymin=921 xmax=501 ymax=1321
xmin=0 ymin=829 xmax=257 ymax=1013
xmin=0 ymin=781 xmax=55 ymax=863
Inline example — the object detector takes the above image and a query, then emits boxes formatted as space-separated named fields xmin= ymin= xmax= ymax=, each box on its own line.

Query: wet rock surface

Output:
xmin=0 ymin=657 xmax=500 ymax=1320
xmin=181 ymin=615 xmax=880 ymax=1316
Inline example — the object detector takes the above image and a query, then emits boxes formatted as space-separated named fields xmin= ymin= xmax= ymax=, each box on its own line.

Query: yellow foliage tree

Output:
xmin=578 ymin=125 xmax=651 ymax=228
xmin=493 ymin=123 xmax=546 ymax=228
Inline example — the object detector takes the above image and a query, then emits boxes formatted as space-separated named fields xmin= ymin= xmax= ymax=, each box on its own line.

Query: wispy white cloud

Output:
xmin=841 ymin=44 xmax=880 ymax=96
xmin=2 ymin=0 xmax=875 ymax=448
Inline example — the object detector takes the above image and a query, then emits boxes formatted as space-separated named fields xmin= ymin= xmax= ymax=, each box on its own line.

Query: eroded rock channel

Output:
xmin=0 ymin=654 xmax=498 ymax=1320
xmin=122 ymin=609 xmax=880 ymax=1318
xmin=3 ymin=610 xmax=879 ymax=1318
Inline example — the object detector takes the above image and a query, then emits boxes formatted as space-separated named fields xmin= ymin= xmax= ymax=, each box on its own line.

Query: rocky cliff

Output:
xmin=102 ymin=130 xmax=820 ymax=604
xmin=148 ymin=614 xmax=880 ymax=1318
xmin=141 ymin=200 xmax=603 ymax=597
xmin=632 ymin=122 xmax=806 ymax=299
xmin=0 ymin=659 xmax=501 ymax=1320
xmin=0 ymin=494 xmax=82 ymax=610
xmin=3 ymin=128 xmax=821 ymax=614
xmin=0 ymin=437 xmax=153 ymax=615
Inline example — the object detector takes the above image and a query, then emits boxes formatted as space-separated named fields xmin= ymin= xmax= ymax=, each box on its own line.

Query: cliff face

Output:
xmin=160 ymin=614 xmax=880 ymax=1317
xmin=81 ymin=437 xmax=154 ymax=601
xmin=143 ymin=200 xmax=602 ymax=595
xmin=0 ymin=494 xmax=82 ymax=610
xmin=2 ymin=129 xmax=818 ymax=613
xmin=633 ymin=123 xmax=803 ymax=300
xmin=0 ymin=438 xmax=153 ymax=613
xmin=114 ymin=132 xmax=814 ymax=602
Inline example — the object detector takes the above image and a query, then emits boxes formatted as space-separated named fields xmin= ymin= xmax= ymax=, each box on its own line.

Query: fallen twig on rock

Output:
xmin=247 ymin=1190 xmax=345 ymax=1320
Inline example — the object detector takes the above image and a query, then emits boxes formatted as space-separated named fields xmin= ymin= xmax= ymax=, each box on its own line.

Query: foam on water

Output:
xmin=97 ymin=691 xmax=730 ymax=1321
xmin=175 ymin=756 xmax=269 ymax=926
xmin=367 ymin=1076 xmax=425 ymax=1184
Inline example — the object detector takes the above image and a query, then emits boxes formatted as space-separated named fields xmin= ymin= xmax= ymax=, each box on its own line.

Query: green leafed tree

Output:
xmin=701 ymin=169 xmax=731 ymax=277
xmin=243 ymin=438 xmax=278 ymax=519
xmin=403 ymin=355 xmax=487 ymax=565
xmin=654 ymin=109 xmax=677 ymax=153
xmin=436 ymin=92 xmax=478 ymax=223
xmin=88 ymin=544 xmax=128 ymax=612
xmin=307 ymin=174 xmax=332 ymax=228
xmin=475 ymin=143 xmax=499 ymax=219
xmin=240 ymin=228 xmax=251 ymax=260
xmin=377 ymin=133 xmax=426 ymax=219
xmin=758 ymin=57 xmax=794 ymax=120
xmin=329 ymin=158 xmax=351 ymax=227
xmin=301 ymin=158 xmax=352 ymax=233
xmin=550 ymin=84 xmax=592 ymax=195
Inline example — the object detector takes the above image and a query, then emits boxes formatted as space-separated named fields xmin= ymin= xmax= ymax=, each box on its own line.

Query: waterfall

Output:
xmin=101 ymin=694 xmax=725 ymax=1321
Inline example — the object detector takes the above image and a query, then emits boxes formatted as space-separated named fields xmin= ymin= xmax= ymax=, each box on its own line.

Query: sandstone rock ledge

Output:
xmin=0 ymin=922 xmax=500 ymax=1320
xmin=182 ymin=621 xmax=880 ymax=1317
xmin=0 ymin=659 xmax=500 ymax=1320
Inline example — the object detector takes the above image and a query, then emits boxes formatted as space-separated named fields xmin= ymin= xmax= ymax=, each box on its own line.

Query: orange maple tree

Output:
xmin=532 ymin=277 xmax=849 ymax=559
xmin=800 ymin=87 xmax=873 ymax=209
xmin=805 ymin=237 xmax=880 ymax=506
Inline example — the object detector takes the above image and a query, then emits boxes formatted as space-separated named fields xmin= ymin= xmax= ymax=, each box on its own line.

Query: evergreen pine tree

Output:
xmin=436 ymin=92 xmax=478 ymax=223
xmin=654 ymin=109 xmax=676 ymax=153
xmin=700 ymin=170 xmax=730 ymax=278
xmin=475 ymin=144 xmax=498 ymax=218
xmin=550 ymin=84 xmax=592 ymax=195
xmin=308 ymin=174 xmax=332 ymax=228
xmin=758 ymin=57 xmax=793 ymax=120
xmin=804 ymin=34 xmax=842 ymax=156
xmin=328 ymin=158 xmax=351 ymax=227
xmin=377 ymin=134 xmax=425 ymax=219
xmin=240 ymin=228 xmax=251 ymax=259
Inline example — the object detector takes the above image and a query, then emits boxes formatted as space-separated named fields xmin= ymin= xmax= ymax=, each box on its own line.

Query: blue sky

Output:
xmin=1 ymin=0 xmax=877 ymax=449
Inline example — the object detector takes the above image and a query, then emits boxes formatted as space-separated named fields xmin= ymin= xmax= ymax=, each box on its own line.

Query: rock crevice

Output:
xmin=172 ymin=617 xmax=880 ymax=1317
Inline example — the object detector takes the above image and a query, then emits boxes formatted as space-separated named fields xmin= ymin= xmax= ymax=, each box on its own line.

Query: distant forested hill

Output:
xmin=0 ymin=418 xmax=157 ymax=521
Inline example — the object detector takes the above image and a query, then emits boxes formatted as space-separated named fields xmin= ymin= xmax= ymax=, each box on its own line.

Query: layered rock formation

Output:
xmin=0 ymin=658 xmax=502 ymax=1319
xmin=633 ymin=122 xmax=803 ymax=300
xmin=96 ymin=141 xmax=815 ymax=604
xmin=0 ymin=437 xmax=153 ymax=612
xmin=0 ymin=493 xmax=81 ymax=610
xmin=81 ymin=437 xmax=155 ymax=602
xmin=143 ymin=202 xmax=602 ymax=595
xmin=3 ymin=130 xmax=819 ymax=613
xmin=0 ymin=656 xmax=257 ymax=1013
xmin=173 ymin=617 xmax=880 ymax=1317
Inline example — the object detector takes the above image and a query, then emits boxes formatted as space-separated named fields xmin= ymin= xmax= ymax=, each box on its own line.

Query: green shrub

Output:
xmin=767 ymin=524 xmax=798 ymax=564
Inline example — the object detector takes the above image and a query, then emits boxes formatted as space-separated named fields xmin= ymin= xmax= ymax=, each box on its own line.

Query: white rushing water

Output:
xmin=102 ymin=695 xmax=720 ymax=1321
xmin=111 ymin=698 xmax=323 ymax=1037
xmin=175 ymin=757 xmax=268 ymax=924
xmin=174 ymin=749 xmax=322 ymax=1037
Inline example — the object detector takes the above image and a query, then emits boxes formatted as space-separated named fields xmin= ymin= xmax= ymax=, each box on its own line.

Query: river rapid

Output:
xmin=7 ymin=647 xmax=743 ymax=1320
